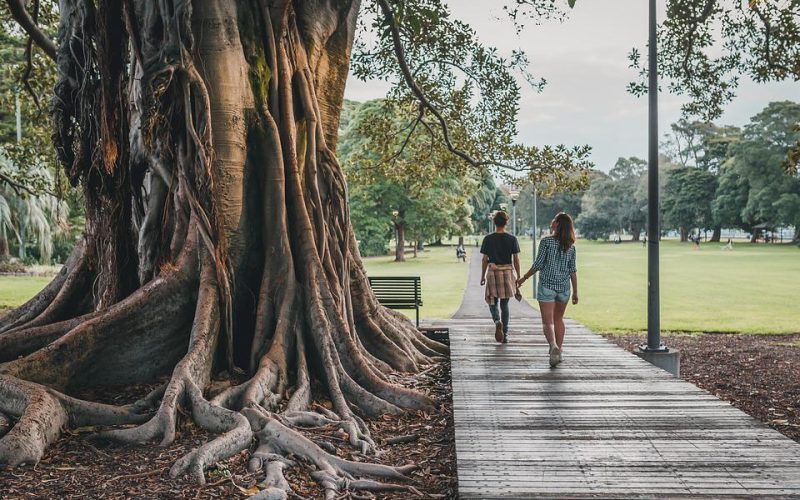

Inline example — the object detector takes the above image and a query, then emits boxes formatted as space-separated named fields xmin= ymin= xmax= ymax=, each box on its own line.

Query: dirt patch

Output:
xmin=605 ymin=332 xmax=800 ymax=443
xmin=0 ymin=361 xmax=456 ymax=499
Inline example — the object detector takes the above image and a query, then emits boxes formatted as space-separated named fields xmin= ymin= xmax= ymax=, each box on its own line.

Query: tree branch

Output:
xmin=388 ymin=106 xmax=424 ymax=165
xmin=751 ymin=4 xmax=792 ymax=77
xmin=6 ymin=0 xmax=57 ymax=61
xmin=678 ymin=0 xmax=718 ymax=80
xmin=0 ymin=171 xmax=38 ymax=197
xmin=375 ymin=0 xmax=519 ymax=172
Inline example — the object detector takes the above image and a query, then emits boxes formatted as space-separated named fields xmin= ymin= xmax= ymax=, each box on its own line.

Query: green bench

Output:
xmin=368 ymin=276 xmax=422 ymax=327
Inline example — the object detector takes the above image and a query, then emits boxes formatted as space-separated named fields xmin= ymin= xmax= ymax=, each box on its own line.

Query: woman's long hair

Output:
xmin=553 ymin=212 xmax=576 ymax=252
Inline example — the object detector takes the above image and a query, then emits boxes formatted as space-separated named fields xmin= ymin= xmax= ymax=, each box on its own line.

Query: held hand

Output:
xmin=516 ymin=277 xmax=526 ymax=288
xmin=572 ymin=293 xmax=579 ymax=305
xmin=480 ymin=277 xmax=486 ymax=286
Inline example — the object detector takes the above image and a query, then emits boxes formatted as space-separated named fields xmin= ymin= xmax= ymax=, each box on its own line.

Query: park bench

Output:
xmin=368 ymin=276 xmax=422 ymax=327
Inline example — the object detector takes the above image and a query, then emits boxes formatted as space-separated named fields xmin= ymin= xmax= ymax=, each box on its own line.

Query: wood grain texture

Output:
xmin=441 ymin=249 xmax=800 ymax=498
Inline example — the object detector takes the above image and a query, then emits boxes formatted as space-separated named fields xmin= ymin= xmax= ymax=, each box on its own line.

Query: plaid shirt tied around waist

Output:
xmin=485 ymin=263 xmax=522 ymax=305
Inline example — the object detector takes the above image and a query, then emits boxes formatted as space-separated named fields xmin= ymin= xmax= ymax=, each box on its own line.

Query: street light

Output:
xmin=641 ymin=0 xmax=667 ymax=354
xmin=391 ymin=210 xmax=400 ymax=254
xmin=509 ymin=190 xmax=520 ymax=235
xmin=531 ymin=185 xmax=538 ymax=299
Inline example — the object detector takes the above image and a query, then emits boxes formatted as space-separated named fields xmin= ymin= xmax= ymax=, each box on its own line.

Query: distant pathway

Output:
xmin=451 ymin=249 xmax=539 ymax=322
xmin=446 ymin=248 xmax=800 ymax=498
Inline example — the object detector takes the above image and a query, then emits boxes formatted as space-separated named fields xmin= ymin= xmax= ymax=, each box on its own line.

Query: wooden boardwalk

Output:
xmin=445 ymin=250 xmax=800 ymax=498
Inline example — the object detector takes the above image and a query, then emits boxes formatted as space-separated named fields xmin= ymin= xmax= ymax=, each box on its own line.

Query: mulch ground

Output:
xmin=0 ymin=361 xmax=456 ymax=499
xmin=604 ymin=332 xmax=800 ymax=443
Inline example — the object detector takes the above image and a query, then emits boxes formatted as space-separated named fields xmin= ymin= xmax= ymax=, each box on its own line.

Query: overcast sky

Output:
xmin=344 ymin=1 xmax=798 ymax=172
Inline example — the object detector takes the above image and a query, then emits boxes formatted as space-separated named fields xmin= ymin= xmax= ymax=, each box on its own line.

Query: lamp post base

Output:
xmin=635 ymin=345 xmax=680 ymax=376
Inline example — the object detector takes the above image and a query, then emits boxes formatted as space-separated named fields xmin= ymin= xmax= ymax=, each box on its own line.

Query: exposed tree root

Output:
xmin=0 ymin=313 xmax=95 ymax=363
xmin=0 ymin=240 xmax=90 ymax=336
xmin=244 ymin=407 xmax=417 ymax=500
xmin=0 ymin=375 xmax=149 ymax=466
xmin=0 ymin=412 xmax=9 ymax=439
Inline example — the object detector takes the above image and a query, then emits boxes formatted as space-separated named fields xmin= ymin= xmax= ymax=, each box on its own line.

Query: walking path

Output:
xmin=446 ymin=249 xmax=800 ymax=498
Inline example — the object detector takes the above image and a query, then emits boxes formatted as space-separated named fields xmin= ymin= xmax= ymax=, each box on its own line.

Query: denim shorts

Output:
xmin=537 ymin=283 xmax=570 ymax=304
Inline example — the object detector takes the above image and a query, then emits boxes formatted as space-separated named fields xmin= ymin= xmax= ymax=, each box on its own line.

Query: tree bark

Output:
xmin=710 ymin=226 xmax=721 ymax=242
xmin=394 ymin=223 xmax=406 ymax=262
xmin=679 ymin=227 xmax=688 ymax=242
xmin=0 ymin=228 xmax=9 ymax=261
xmin=0 ymin=0 xmax=445 ymax=495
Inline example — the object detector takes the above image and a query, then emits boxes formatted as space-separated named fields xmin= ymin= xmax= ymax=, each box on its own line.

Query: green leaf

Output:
xmin=568 ymin=0 xmax=577 ymax=8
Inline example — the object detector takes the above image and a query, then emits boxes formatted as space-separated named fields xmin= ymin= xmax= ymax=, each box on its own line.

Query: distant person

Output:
xmin=642 ymin=235 xmax=647 ymax=247
xmin=456 ymin=243 xmax=467 ymax=262
xmin=480 ymin=211 xmax=521 ymax=344
xmin=517 ymin=212 xmax=579 ymax=368
xmin=721 ymin=238 xmax=733 ymax=251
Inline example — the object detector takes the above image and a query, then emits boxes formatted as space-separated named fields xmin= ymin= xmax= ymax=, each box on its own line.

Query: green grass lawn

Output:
xmin=361 ymin=246 xmax=469 ymax=320
xmin=518 ymin=239 xmax=800 ymax=334
xmin=2 ymin=240 xmax=797 ymax=334
xmin=0 ymin=275 xmax=53 ymax=312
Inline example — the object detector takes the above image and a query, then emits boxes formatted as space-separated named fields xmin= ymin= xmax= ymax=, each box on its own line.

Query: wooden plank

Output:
xmin=445 ymin=248 xmax=800 ymax=498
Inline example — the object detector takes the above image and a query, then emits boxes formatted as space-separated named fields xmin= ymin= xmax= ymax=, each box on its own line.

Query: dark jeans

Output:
xmin=488 ymin=298 xmax=510 ymax=333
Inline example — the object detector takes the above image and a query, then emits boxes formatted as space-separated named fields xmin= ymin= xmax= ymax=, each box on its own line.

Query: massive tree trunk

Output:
xmin=0 ymin=228 xmax=9 ymax=261
xmin=394 ymin=222 xmax=406 ymax=262
xmin=710 ymin=226 xmax=721 ymax=242
xmin=0 ymin=1 xmax=446 ymax=496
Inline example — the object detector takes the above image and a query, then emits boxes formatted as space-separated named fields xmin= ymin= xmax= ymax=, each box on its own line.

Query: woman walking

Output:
xmin=517 ymin=212 xmax=578 ymax=367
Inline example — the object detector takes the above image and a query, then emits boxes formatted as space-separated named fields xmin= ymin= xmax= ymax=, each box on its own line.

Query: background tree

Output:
xmin=662 ymin=120 xmax=741 ymax=240
xmin=722 ymin=101 xmax=800 ymax=241
xmin=576 ymin=158 xmax=648 ymax=241
xmin=608 ymin=157 xmax=648 ymax=241
xmin=515 ymin=173 xmax=588 ymax=237
xmin=630 ymin=0 xmax=800 ymax=121
xmin=0 ymin=149 xmax=69 ymax=263
xmin=662 ymin=167 xmax=717 ymax=241
xmin=576 ymin=172 xmax=618 ymax=240
xmin=665 ymin=119 xmax=740 ymax=173
xmin=339 ymin=99 xmax=483 ymax=261
xmin=0 ymin=1 xmax=60 ymax=196
xmin=0 ymin=0 xmax=589 ymax=495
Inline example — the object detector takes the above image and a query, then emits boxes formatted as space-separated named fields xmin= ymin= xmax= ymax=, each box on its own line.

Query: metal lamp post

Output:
xmin=509 ymin=190 xmax=520 ymax=235
xmin=391 ymin=210 xmax=399 ymax=252
xmin=640 ymin=0 xmax=667 ymax=354
xmin=531 ymin=185 xmax=538 ymax=299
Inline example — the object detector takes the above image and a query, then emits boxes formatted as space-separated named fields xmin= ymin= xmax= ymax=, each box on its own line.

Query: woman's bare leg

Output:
xmin=554 ymin=301 xmax=568 ymax=350
xmin=538 ymin=301 xmax=556 ymax=348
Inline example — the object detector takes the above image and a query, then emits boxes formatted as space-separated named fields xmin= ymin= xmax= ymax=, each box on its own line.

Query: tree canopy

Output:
xmin=629 ymin=0 xmax=800 ymax=121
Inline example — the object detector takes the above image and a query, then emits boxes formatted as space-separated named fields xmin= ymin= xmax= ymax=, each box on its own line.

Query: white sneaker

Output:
xmin=549 ymin=346 xmax=560 ymax=368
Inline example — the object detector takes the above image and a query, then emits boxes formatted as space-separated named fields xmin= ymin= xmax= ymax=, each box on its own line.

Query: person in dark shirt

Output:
xmin=480 ymin=211 xmax=521 ymax=343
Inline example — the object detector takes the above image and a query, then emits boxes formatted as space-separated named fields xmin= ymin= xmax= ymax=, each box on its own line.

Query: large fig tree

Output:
xmin=0 ymin=0 xmax=588 ymax=495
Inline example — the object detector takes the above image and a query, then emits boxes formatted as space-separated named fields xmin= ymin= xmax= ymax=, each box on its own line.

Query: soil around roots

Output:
xmin=0 ymin=361 xmax=456 ymax=499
